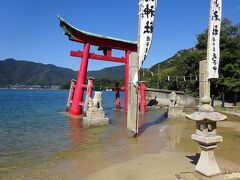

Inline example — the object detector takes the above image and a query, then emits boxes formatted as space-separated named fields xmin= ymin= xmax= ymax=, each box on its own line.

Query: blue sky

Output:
xmin=0 ymin=0 xmax=239 ymax=71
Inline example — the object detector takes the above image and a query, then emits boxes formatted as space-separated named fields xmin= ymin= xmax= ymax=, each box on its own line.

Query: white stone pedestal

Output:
xmin=186 ymin=107 xmax=226 ymax=177
xmin=168 ymin=105 xmax=185 ymax=119
xmin=83 ymin=111 xmax=109 ymax=128
xmin=191 ymin=134 xmax=223 ymax=176
xmin=196 ymin=144 xmax=221 ymax=176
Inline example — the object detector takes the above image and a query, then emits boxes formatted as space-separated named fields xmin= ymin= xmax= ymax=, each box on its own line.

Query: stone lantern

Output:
xmin=187 ymin=103 xmax=226 ymax=176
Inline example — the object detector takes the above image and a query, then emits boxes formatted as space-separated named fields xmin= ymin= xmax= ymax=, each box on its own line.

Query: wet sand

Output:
xmin=67 ymin=113 xmax=240 ymax=180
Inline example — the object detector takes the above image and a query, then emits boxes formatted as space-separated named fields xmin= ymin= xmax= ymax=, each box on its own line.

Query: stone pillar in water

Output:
xmin=127 ymin=52 xmax=139 ymax=137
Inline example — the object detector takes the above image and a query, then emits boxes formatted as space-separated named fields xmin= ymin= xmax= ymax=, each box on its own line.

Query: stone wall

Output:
xmin=146 ymin=88 xmax=199 ymax=107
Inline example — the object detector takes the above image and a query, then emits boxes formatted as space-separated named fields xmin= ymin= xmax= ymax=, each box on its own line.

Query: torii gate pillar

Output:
xmin=68 ymin=43 xmax=90 ymax=115
xmin=124 ymin=50 xmax=130 ymax=112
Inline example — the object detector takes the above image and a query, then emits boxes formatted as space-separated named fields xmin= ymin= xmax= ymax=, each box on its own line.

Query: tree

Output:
xmin=196 ymin=19 xmax=240 ymax=100
xmin=145 ymin=18 xmax=240 ymax=101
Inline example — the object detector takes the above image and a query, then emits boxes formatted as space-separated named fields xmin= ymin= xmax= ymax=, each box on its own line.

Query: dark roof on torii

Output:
xmin=58 ymin=16 xmax=138 ymax=52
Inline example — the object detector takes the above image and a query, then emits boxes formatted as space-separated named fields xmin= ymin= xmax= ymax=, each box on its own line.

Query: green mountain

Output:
xmin=87 ymin=65 xmax=125 ymax=80
xmin=0 ymin=59 xmax=77 ymax=86
xmin=0 ymin=59 xmax=125 ymax=86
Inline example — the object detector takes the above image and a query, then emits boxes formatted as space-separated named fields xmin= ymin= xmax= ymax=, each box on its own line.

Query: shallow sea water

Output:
xmin=0 ymin=90 xmax=239 ymax=179
xmin=0 ymin=90 xmax=168 ymax=178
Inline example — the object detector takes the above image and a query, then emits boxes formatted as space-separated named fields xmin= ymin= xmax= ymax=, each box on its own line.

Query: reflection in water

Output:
xmin=166 ymin=118 xmax=240 ymax=166
xmin=170 ymin=133 xmax=181 ymax=148
xmin=54 ymin=109 xmax=171 ymax=178
xmin=138 ymin=112 xmax=167 ymax=135
xmin=169 ymin=122 xmax=184 ymax=148
xmin=68 ymin=118 xmax=83 ymax=145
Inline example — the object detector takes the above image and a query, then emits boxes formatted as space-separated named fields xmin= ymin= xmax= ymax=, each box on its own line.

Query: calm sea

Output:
xmin=0 ymin=89 xmax=167 ymax=177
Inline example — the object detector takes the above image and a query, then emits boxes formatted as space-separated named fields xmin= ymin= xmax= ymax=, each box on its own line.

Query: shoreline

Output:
xmin=66 ymin=115 xmax=240 ymax=180
xmin=1 ymin=109 xmax=239 ymax=179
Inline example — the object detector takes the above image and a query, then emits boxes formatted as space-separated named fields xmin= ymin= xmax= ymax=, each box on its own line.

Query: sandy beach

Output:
xmin=65 ymin=112 xmax=240 ymax=180
xmin=73 ymin=151 xmax=239 ymax=180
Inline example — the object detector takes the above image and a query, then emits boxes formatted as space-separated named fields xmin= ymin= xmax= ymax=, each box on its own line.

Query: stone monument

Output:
xmin=186 ymin=59 xmax=227 ymax=176
xmin=168 ymin=91 xmax=185 ymax=118
xmin=83 ymin=91 xmax=109 ymax=127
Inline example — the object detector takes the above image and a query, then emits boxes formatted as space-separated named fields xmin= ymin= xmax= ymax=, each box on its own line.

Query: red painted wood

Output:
xmin=59 ymin=17 xmax=137 ymax=52
xmin=90 ymin=53 xmax=125 ymax=63
xmin=69 ymin=43 xmax=90 ymax=115
xmin=124 ymin=50 xmax=130 ymax=112
xmin=70 ymin=50 xmax=126 ymax=63
xmin=140 ymin=81 xmax=147 ymax=114
xmin=60 ymin=17 xmax=138 ymax=115
xmin=65 ymin=27 xmax=137 ymax=52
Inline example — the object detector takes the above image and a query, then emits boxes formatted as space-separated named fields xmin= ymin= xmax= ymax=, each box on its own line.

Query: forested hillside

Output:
xmin=0 ymin=59 xmax=77 ymax=86
xmin=142 ymin=19 xmax=240 ymax=101
xmin=0 ymin=59 xmax=125 ymax=87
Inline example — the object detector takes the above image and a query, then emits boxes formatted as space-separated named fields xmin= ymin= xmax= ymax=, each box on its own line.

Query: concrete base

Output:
xmin=168 ymin=105 xmax=185 ymax=119
xmin=191 ymin=134 xmax=222 ymax=177
xmin=128 ymin=130 xmax=138 ymax=138
xmin=83 ymin=110 xmax=109 ymax=128
xmin=195 ymin=145 xmax=221 ymax=176
xmin=83 ymin=117 xmax=109 ymax=128
xmin=86 ymin=110 xmax=105 ymax=119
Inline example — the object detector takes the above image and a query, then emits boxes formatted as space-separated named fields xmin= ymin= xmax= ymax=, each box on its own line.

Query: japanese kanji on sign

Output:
xmin=207 ymin=0 xmax=222 ymax=79
xmin=133 ymin=0 xmax=157 ymax=85
xmin=138 ymin=0 xmax=157 ymax=68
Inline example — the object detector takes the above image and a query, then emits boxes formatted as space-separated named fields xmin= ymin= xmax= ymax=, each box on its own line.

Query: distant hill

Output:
xmin=0 ymin=59 xmax=125 ymax=86
xmin=87 ymin=65 xmax=125 ymax=80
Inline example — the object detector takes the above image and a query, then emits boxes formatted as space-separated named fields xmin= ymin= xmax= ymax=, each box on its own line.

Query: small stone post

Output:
xmin=127 ymin=52 xmax=139 ymax=137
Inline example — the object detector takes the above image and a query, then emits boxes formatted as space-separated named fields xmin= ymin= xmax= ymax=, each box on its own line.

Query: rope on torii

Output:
xmin=140 ymin=70 xmax=200 ymax=83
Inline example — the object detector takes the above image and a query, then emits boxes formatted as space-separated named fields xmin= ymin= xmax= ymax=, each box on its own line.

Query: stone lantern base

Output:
xmin=192 ymin=134 xmax=223 ymax=176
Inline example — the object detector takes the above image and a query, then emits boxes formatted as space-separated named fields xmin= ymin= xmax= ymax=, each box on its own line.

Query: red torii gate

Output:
xmin=59 ymin=17 xmax=138 ymax=115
